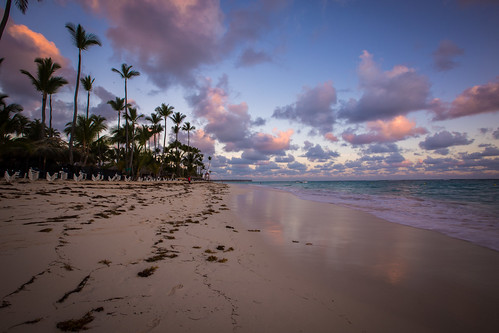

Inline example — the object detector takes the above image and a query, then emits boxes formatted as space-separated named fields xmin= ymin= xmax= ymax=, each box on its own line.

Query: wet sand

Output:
xmin=231 ymin=184 xmax=499 ymax=332
xmin=0 ymin=180 xmax=498 ymax=332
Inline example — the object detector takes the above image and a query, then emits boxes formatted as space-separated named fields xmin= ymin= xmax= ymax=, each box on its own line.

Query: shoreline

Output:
xmin=230 ymin=184 xmax=499 ymax=332
xmin=235 ymin=180 xmax=499 ymax=252
xmin=1 ymin=181 xmax=498 ymax=332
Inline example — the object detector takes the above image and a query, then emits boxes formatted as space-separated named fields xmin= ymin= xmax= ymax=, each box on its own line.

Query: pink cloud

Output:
xmin=0 ymin=23 xmax=73 ymax=119
xmin=187 ymin=76 xmax=251 ymax=151
xmin=75 ymin=0 xmax=223 ymax=87
xmin=75 ymin=0 xmax=288 ymax=88
xmin=187 ymin=75 xmax=294 ymax=157
xmin=324 ymin=132 xmax=338 ymax=142
xmin=338 ymin=51 xmax=430 ymax=122
xmin=342 ymin=116 xmax=427 ymax=145
xmin=432 ymin=78 xmax=499 ymax=120
xmin=191 ymin=128 xmax=216 ymax=156
xmin=252 ymin=129 xmax=294 ymax=154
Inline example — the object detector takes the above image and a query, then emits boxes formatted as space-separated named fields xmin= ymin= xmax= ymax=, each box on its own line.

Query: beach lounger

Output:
xmin=46 ymin=172 xmax=57 ymax=181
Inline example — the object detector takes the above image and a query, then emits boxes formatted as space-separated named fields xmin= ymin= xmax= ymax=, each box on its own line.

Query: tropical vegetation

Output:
xmin=0 ymin=23 xmax=209 ymax=180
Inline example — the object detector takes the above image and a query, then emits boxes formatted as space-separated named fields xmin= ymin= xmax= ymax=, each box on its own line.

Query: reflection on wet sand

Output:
xmin=232 ymin=185 xmax=499 ymax=332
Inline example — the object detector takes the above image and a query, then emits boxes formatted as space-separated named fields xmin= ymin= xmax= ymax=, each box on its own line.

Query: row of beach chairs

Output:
xmin=3 ymin=170 xmax=175 ymax=183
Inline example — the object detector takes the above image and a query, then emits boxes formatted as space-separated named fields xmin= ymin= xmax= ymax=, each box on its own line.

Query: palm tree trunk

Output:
xmin=117 ymin=110 xmax=121 ymax=156
xmin=69 ymin=49 xmax=82 ymax=165
xmin=124 ymin=79 xmax=129 ymax=173
xmin=41 ymin=93 xmax=47 ymax=139
xmin=49 ymin=94 xmax=53 ymax=137
xmin=129 ymin=130 xmax=134 ymax=177
xmin=163 ymin=119 xmax=167 ymax=154
xmin=0 ymin=0 xmax=12 ymax=41
xmin=86 ymin=90 xmax=90 ymax=119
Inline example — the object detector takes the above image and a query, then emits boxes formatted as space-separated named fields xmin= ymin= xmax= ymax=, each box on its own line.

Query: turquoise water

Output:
xmin=247 ymin=179 xmax=499 ymax=251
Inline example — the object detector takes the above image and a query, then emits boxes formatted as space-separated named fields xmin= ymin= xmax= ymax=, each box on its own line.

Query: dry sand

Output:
xmin=0 ymin=180 xmax=498 ymax=332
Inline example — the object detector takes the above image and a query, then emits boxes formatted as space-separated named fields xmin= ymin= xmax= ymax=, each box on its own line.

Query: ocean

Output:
xmin=247 ymin=179 xmax=499 ymax=252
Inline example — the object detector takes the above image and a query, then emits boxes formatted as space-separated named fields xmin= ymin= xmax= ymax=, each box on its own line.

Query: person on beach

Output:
xmin=188 ymin=176 xmax=191 ymax=184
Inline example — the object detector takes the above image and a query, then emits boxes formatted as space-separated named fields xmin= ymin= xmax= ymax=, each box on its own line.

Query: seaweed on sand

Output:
xmin=98 ymin=259 xmax=111 ymax=266
xmin=56 ymin=307 xmax=103 ymax=332
xmin=138 ymin=266 xmax=158 ymax=277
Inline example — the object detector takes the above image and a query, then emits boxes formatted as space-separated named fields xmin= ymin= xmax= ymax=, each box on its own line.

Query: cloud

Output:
xmin=236 ymin=48 xmax=273 ymax=68
xmin=187 ymin=75 xmax=294 ymax=158
xmin=272 ymin=81 xmax=337 ymax=134
xmin=342 ymin=115 xmax=427 ymax=145
xmin=324 ymin=132 xmax=338 ymax=142
xmin=432 ymin=40 xmax=464 ymax=72
xmin=338 ymin=51 xmax=431 ymax=122
xmin=190 ymin=129 xmax=216 ymax=157
xmin=419 ymin=130 xmax=474 ymax=150
xmin=494 ymin=128 xmax=499 ymax=140
xmin=75 ymin=0 xmax=224 ymax=88
xmin=362 ymin=143 xmax=400 ymax=154
xmin=251 ymin=117 xmax=266 ymax=126
xmin=460 ymin=146 xmax=499 ymax=160
xmin=241 ymin=149 xmax=270 ymax=161
xmin=431 ymin=78 xmax=499 ymax=120
xmin=275 ymin=154 xmax=295 ymax=163
xmin=76 ymin=0 xmax=288 ymax=88
xmin=221 ymin=0 xmax=289 ymax=51
xmin=251 ymin=129 xmax=294 ymax=155
xmin=287 ymin=161 xmax=308 ymax=172
xmin=187 ymin=76 xmax=252 ymax=151
xmin=0 ymin=23 xmax=73 ymax=113
xmin=302 ymin=144 xmax=339 ymax=162
xmin=90 ymin=86 xmax=119 ymax=121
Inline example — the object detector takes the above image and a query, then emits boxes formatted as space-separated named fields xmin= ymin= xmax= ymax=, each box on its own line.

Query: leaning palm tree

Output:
xmin=155 ymin=103 xmax=174 ymax=154
xmin=0 ymin=0 xmax=41 ymax=40
xmin=66 ymin=22 xmax=101 ymax=165
xmin=111 ymin=63 xmax=140 ymax=171
xmin=46 ymin=75 xmax=68 ymax=136
xmin=81 ymin=75 xmax=95 ymax=119
xmin=182 ymin=122 xmax=196 ymax=151
xmin=20 ymin=57 xmax=65 ymax=139
xmin=0 ymin=94 xmax=23 ymax=143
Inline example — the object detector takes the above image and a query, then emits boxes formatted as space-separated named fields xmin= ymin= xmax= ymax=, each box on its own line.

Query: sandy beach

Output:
xmin=1 ymin=180 xmax=498 ymax=332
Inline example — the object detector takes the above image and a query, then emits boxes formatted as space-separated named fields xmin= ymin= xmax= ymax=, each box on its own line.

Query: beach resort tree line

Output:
xmin=0 ymin=19 xmax=210 ymax=181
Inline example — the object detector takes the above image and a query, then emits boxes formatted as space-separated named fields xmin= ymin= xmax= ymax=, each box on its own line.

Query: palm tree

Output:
xmin=64 ymin=114 xmax=107 ymax=166
xmin=182 ymin=122 xmax=196 ymax=151
xmin=155 ymin=103 xmax=174 ymax=154
xmin=0 ymin=0 xmax=41 ymax=40
xmin=0 ymin=94 xmax=23 ymax=143
xmin=20 ymin=57 xmax=65 ymax=139
xmin=136 ymin=124 xmax=153 ymax=153
xmin=46 ymin=75 xmax=68 ymax=135
xmin=66 ymin=22 xmax=101 ymax=165
xmin=170 ymin=111 xmax=186 ymax=144
xmin=111 ymin=63 xmax=140 ymax=171
xmin=123 ymin=107 xmax=143 ymax=175
xmin=107 ymin=97 xmax=126 ymax=154
xmin=169 ymin=111 xmax=186 ymax=177
xmin=145 ymin=113 xmax=162 ymax=155
xmin=81 ymin=75 xmax=95 ymax=119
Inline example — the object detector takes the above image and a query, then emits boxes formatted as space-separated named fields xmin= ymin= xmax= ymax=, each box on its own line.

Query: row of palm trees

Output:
xmin=0 ymin=20 xmax=208 ymax=179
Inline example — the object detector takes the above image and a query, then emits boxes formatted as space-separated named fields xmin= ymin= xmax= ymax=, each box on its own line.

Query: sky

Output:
xmin=1 ymin=0 xmax=499 ymax=180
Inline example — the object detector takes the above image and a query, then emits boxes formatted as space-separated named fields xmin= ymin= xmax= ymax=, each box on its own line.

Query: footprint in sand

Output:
xmin=168 ymin=283 xmax=184 ymax=296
